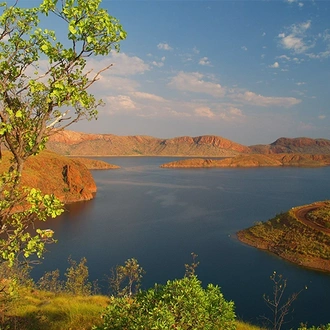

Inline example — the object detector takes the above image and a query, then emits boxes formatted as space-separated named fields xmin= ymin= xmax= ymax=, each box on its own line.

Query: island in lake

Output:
xmin=237 ymin=201 xmax=330 ymax=272
xmin=160 ymin=153 xmax=330 ymax=168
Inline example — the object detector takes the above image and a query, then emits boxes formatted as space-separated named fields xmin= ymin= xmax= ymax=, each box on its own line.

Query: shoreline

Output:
xmin=237 ymin=202 xmax=330 ymax=273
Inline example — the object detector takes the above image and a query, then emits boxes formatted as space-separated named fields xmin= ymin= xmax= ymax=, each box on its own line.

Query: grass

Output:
xmin=0 ymin=286 xmax=267 ymax=330
xmin=236 ymin=320 xmax=267 ymax=330
xmin=2 ymin=287 xmax=110 ymax=330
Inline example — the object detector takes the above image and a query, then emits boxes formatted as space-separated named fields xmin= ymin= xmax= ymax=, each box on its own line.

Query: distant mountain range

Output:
xmin=47 ymin=130 xmax=330 ymax=156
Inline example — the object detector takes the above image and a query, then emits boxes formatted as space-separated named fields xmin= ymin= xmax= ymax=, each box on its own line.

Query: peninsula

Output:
xmin=237 ymin=201 xmax=330 ymax=272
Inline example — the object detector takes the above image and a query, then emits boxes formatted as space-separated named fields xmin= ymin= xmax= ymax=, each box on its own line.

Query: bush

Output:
xmin=94 ymin=275 xmax=236 ymax=330
xmin=298 ymin=325 xmax=330 ymax=330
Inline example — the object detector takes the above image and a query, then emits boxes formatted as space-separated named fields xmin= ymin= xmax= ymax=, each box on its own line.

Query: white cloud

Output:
xmin=269 ymin=62 xmax=280 ymax=68
xmin=193 ymin=47 xmax=200 ymax=54
xmin=152 ymin=61 xmax=164 ymax=68
xmin=157 ymin=42 xmax=173 ymax=51
xmin=86 ymin=53 xmax=149 ymax=77
xmin=262 ymin=32 xmax=266 ymax=37
xmin=199 ymin=57 xmax=212 ymax=66
xmin=95 ymin=75 xmax=140 ymax=93
xmin=241 ymin=46 xmax=248 ymax=51
xmin=168 ymin=71 xmax=225 ymax=98
xmin=218 ymin=107 xmax=245 ymax=121
xmin=278 ymin=20 xmax=314 ymax=54
xmin=286 ymin=0 xmax=303 ymax=7
xmin=194 ymin=106 xmax=215 ymax=118
xmin=194 ymin=105 xmax=245 ymax=121
xmin=277 ymin=54 xmax=291 ymax=61
xmin=105 ymin=95 xmax=137 ymax=112
xmin=296 ymin=82 xmax=306 ymax=86
xmin=168 ymin=72 xmax=300 ymax=109
xmin=232 ymin=91 xmax=301 ymax=107
xmin=307 ymin=50 xmax=330 ymax=59
xmin=131 ymin=92 xmax=166 ymax=102
xmin=305 ymin=29 xmax=330 ymax=59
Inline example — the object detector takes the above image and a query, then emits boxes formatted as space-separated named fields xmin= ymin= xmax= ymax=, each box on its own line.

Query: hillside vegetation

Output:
xmin=237 ymin=201 xmax=330 ymax=272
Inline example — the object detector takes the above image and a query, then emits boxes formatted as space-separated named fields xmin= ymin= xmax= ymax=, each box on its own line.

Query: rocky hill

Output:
xmin=250 ymin=137 xmax=330 ymax=154
xmin=47 ymin=130 xmax=330 ymax=157
xmin=0 ymin=151 xmax=116 ymax=203
xmin=160 ymin=154 xmax=330 ymax=168
xmin=47 ymin=130 xmax=250 ymax=157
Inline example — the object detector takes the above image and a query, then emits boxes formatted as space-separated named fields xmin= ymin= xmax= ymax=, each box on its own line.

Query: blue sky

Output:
xmin=22 ymin=1 xmax=330 ymax=144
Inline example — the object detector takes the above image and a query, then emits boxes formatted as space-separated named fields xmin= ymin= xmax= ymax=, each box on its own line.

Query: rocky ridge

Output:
xmin=160 ymin=153 xmax=330 ymax=168
xmin=47 ymin=130 xmax=250 ymax=157
xmin=47 ymin=130 xmax=330 ymax=157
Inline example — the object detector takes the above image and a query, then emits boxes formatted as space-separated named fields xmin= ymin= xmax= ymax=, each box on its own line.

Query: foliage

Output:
xmin=0 ymin=0 xmax=126 ymax=265
xmin=261 ymin=271 xmax=306 ymax=330
xmin=37 ymin=269 xmax=63 ymax=293
xmin=64 ymin=256 xmax=91 ymax=296
xmin=184 ymin=252 xmax=200 ymax=278
xmin=298 ymin=325 xmax=330 ymax=330
xmin=95 ymin=275 xmax=236 ymax=330
xmin=108 ymin=258 xmax=145 ymax=297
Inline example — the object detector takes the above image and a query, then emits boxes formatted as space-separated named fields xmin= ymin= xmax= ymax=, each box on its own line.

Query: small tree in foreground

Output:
xmin=261 ymin=271 xmax=306 ymax=330
xmin=108 ymin=258 xmax=145 ymax=297
xmin=95 ymin=275 xmax=236 ymax=330
xmin=0 ymin=0 xmax=126 ymax=266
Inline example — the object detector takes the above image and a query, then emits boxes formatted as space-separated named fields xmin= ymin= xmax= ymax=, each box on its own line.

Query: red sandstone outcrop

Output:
xmin=0 ymin=151 xmax=100 ymax=203
xmin=160 ymin=153 xmax=330 ymax=168
xmin=250 ymin=137 xmax=330 ymax=154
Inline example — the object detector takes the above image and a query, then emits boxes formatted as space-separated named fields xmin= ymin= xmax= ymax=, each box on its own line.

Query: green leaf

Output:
xmin=15 ymin=110 xmax=23 ymax=118
xmin=69 ymin=25 xmax=77 ymax=34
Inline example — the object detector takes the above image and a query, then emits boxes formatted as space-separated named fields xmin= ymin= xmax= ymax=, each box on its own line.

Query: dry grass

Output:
xmin=2 ymin=287 xmax=110 ymax=330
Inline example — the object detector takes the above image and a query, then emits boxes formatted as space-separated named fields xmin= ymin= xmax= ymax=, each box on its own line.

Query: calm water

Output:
xmin=32 ymin=157 xmax=330 ymax=329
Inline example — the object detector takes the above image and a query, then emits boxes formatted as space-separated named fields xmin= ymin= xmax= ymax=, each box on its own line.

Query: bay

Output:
xmin=32 ymin=157 xmax=330 ymax=329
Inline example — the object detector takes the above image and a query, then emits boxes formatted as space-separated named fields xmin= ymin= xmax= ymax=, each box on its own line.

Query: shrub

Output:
xmin=94 ymin=275 xmax=236 ymax=330
xmin=298 ymin=325 xmax=330 ymax=330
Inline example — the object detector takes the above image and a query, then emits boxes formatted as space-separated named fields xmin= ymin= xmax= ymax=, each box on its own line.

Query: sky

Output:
xmin=16 ymin=1 xmax=330 ymax=144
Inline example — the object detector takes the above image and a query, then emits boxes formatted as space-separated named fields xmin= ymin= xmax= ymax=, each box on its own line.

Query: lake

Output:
xmin=32 ymin=157 xmax=330 ymax=329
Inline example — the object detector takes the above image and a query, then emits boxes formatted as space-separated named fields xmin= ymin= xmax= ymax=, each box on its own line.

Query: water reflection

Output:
xmin=31 ymin=158 xmax=330 ymax=329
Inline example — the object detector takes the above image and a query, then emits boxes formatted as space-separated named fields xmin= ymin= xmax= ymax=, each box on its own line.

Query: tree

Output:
xmin=0 ymin=0 xmax=126 ymax=265
xmin=108 ymin=258 xmax=145 ymax=297
xmin=262 ymin=271 xmax=306 ymax=330
xmin=95 ymin=275 xmax=236 ymax=330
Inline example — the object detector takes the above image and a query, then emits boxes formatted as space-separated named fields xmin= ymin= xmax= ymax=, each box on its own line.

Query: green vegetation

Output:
xmin=298 ymin=326 xmax=330 ymax=330
xmin=306 ymin=202 xmax=330 ymax=229
xmin=0 ymin=0 xmax=126 ymax=265
xmin=237 ymin=202 xmax=330 ymax=272
xmin=94 ymin=275 xmax=236 ymax=330
xmin=0 ymin=257 xmax=328 ymax=330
